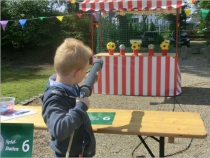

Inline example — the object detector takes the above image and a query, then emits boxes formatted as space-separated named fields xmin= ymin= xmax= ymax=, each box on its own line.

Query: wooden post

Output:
xmin=168 ymin=137 xmax=175 ymax=143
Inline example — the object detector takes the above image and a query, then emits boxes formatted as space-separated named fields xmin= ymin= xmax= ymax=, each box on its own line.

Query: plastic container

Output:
xmin=0 ymin=97 xmax=15 ymax=115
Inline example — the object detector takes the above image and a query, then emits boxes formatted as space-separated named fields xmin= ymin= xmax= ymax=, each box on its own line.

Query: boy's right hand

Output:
xmin=76 ymin=97 xmax=90 ymax=108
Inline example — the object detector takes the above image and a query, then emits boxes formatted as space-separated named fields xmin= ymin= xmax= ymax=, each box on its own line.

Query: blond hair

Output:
xmin=54 ymin=38 xmax=93 ymax=76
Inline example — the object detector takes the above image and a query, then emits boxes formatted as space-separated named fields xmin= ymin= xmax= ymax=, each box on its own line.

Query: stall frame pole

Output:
xmin=176 ymin=8 xmax=179 ymax=56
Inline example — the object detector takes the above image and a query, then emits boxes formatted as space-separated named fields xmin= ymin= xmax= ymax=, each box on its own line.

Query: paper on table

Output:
xmin=1 ymin=109 xmax=37 ymax=121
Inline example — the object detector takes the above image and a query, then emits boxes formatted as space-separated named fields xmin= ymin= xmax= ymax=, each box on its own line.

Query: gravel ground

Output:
xmin=28 ymin=53 xmax=210 ymax=158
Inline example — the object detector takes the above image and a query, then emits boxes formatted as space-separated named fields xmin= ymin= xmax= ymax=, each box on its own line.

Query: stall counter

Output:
xmin=93 ymin=53 xmax=182 ymax=96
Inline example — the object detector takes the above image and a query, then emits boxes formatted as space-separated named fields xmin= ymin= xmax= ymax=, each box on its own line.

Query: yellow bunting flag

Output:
xmin=56 ymin=16 xmax=64 ymax=21
xmin=69 ymin=0 xmax=76 ymax=4
xmin=184 ymin=9 xmax=191 ymax=17
xmin=190 ymin=0 xmax=196 ymax=4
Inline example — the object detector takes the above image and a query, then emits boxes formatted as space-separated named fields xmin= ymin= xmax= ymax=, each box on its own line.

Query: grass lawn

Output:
xmin=1 ymin=49 xmax=55 ymax=103
xmin=1 ymin=48 xmax=94 ymax=104
xmin=1 ymin=64 xmax=54 ymax=104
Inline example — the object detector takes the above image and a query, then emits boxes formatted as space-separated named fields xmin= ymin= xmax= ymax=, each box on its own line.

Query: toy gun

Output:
xmin=79 ymin=59 xmax=103 ymax=98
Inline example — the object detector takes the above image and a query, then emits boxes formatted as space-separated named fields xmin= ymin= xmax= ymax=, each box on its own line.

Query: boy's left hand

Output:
xmin=76 ymin=97 xmax=90 ymax=108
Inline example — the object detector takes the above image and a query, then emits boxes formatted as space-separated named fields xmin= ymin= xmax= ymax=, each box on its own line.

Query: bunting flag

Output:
xmin=19 ymin=19 xmax=27 ymax=29
xmin=1 ymin=13 xmax=89 ymax=30
xmin=0 ymin=20 xmax=9 ymax=31
xmin=94 ymin=23 xmax=99 ymax=27
xmin=126 ymin=13 xmax=133 ymax=20
xmin=69 ymin=0 xmax=76 ymax=4
xmin=92 ymin=12 xmax=99 ymax=21
xmin=184 ymin=9 xmax=191 ymax=18
xmin=201 ymin=9 xmax=210 ymax=20
xmin=190 ymin=0 xmax=196 ymax=4
xmin=77 ymin=14 xmax=82 ymax=18
xmin=39 ymin=17 xmax=46 ymax=20
xmin=56 ymin=16 xmax=64 ymax=21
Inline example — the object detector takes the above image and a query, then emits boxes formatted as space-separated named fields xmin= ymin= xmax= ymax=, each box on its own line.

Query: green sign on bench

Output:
xmin=0 ymin=123 xmax=34 ymax=157
xmin=88 ymin=112 xmax=116 ymax=125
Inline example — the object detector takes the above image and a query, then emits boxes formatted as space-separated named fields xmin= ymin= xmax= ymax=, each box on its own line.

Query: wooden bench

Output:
xmin=3 ymin=106 xmax=207 ymax=157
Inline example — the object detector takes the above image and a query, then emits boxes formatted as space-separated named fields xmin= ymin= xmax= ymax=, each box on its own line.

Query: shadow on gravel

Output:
xmin=159 ymin=87 xmax=210 ymax=106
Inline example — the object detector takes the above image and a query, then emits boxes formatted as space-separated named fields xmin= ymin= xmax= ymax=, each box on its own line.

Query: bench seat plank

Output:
xmin=2 ymin=106 xmax=207 ymax=139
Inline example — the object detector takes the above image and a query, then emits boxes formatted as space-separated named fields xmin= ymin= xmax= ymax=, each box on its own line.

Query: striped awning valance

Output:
xmin=79 ymin=0 xmax=185 ymax=12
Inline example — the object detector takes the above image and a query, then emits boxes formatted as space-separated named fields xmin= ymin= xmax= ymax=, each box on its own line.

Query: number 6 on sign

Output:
xmin=1 ymin=123 xmax=34 ymax=157
xmin=22 ymin=140 xmax=30 ymax=152
xmin=103 ymin=116 xmax=111 ymax=120
xmin=88 ymin=112 xmax=115 ymax=125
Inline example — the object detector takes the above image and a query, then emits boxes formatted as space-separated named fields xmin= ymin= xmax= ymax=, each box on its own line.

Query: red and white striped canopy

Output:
xmin=79 ymin=0 xmax=185 ymax=12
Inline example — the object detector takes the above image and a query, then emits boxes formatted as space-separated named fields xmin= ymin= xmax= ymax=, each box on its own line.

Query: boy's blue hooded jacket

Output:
xmin=41 ymin=78 xmax=96 ymax=157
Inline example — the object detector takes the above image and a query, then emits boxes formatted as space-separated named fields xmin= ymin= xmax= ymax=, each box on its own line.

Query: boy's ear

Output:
xmin=74 ymin=69 xmax=82 ymax=78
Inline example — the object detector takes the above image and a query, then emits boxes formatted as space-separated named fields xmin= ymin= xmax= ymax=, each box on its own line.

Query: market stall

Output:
xmin=79 ymin=0 xmax=184 ymax=96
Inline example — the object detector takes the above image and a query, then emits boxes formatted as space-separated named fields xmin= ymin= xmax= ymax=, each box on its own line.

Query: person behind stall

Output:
xmin=41 ymin=38 xmax=96 ymax=157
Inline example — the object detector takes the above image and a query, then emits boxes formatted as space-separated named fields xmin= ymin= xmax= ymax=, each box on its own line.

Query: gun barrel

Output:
xmin=80 ymin=59 xmax=103 ymax=98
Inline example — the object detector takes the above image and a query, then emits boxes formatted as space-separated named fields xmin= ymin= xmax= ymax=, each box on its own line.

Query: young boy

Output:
xmin=41 ymin=38 xmax=96 ymax=157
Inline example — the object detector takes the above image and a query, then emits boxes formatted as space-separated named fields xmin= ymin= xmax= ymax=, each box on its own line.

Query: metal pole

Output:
xmin=159 ymin=137 xmax=165 ymax=157
xmin=176 ymin=8 xmax=179 ymax=56
xmin=100 ymin=11 xmax=102 ymax=52
xmin=90 ymin=11 xmax=94 ymax=53
xmin=138 ymin=135 xmax=155 ymax=157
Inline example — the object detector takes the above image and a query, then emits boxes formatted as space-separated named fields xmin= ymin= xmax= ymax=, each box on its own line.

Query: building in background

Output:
xmin=131 ymin=13 xmax=169 ymax=32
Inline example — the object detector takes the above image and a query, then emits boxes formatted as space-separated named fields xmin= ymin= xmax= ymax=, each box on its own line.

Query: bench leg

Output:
xmin=159 ymin=137 xmax=165 ymax=157
xmin=138 ymin=136 xmax=165 ymax=157
xmin=138 ymin=135 xmax=155 ymax=157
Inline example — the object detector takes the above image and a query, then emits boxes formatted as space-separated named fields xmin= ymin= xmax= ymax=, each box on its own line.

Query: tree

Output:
xmin=1 ymin=1 xmax=63 ymax=50
xmin=141 ymin=15 xmax=148 ymax=32
xmin=118 ymin=15 xmax=130 ymax=47
xmin=149 ymin=21 xmax=156 ymax=31
xmin=1 ymin=0 xmax=91 ymax=52
xmin=197 ymin=1 xmax=210 ymax=43
xmin=157 ymin=14 xmax=176 ymax=31
xmin=179 ymin=6 xmax=187 ymax=30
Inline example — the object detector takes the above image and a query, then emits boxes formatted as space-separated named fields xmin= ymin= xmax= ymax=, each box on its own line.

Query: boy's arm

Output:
xmin=42 ymin=97 xmax=88 ymax=140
